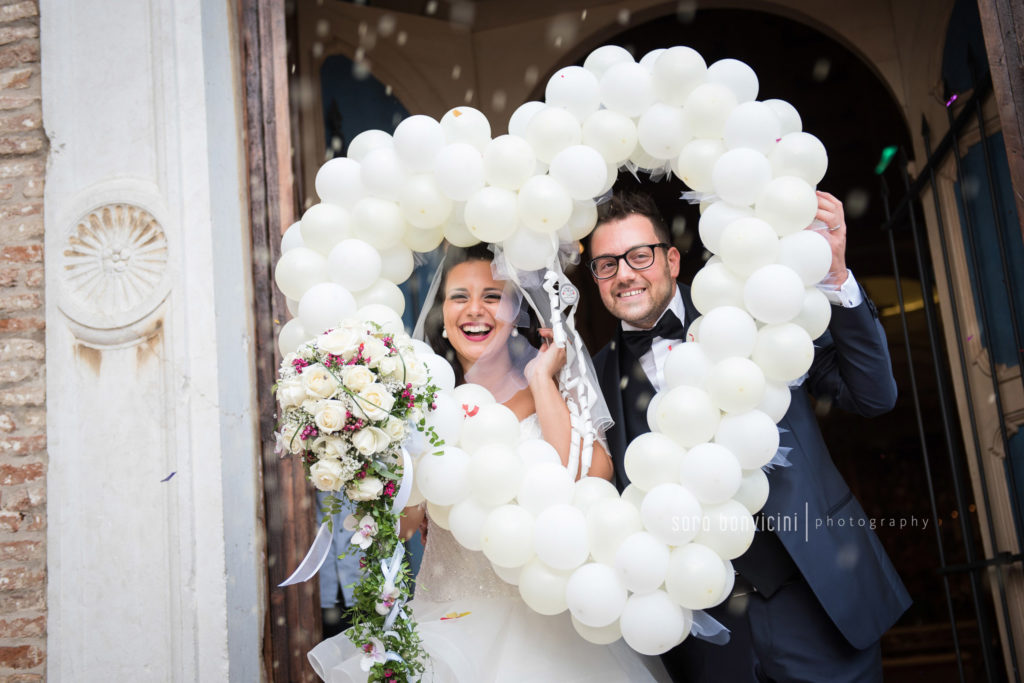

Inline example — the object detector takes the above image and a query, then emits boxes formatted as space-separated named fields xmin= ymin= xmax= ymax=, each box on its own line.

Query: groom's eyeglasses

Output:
xmin=589 ymin=243 xmax=670 ymax=280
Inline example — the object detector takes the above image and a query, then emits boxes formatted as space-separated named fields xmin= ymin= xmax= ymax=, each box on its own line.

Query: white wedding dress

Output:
xmin=309 ymin=415 xmax=671 ymax=682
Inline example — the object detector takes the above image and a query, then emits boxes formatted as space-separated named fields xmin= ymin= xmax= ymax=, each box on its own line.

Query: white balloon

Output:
xmin=393 ymin=114 xmax=445 ymax=172
xmin=483 ymin=135 xmax=537 ymax=191
xmin=440 ymin=106 xmax=491 ymax=152
xmin=298 ymin=282 xmax=357 ymax=335
xmin=518 ymin=438 xmax=562 ymax=469
xmin=757 ymin=380 xmax=793 ymax=423
xmin=452 ymin=383 xmax=496 ymax=412
xmin=561 ymin=200 xmax=598 ymax=241
xmin=743 ymin=264 xmax=806 ymax=324
xmin=614 ymin=531 xmax=671 ymax=593
xmin=402 ymin=223 xmax=444 ymax=253
xmin=422 ymin=353 xmax=457 ymax=391
xmin=707 ymin=58 xmax=759 ymax=102
xmin=696 ymin=500 xmax=756 ymax=559
xmin=424 ymin=389 xmax=463 ymax=444
xmin=652 ymin=46 xmax=707 ymax=105
xmin=755 ymin=176 xmax=819 ymax=237
xmin=682 ymin=83 xmax=737 ymax=139
xmin=546 ymin=66 xmax=601 ymax=121
xmin=792 ymin=287 xmax=832 ymax=339
xmin=448 ymin=497 xmax=492 ymax=551
xmin=525 ymin=106 xmax=582 ymax=163
xmin=433 ymin=143 xmax=485 ymax=202
xmin=355 ymin=278 xmax=405 ymax=317
xmin=587 ymin=497 xmax=644 ymax=565
xmin=549 ymin=145 xmax=608 ymax=200
xmin=426 ymin=500 xmax=451 ymax=529
xmin=718 ymin=217 xmax=780 ymax=277
xmin=492 ymin=561 xmax=522 ymax=585
xmin=326 ymin=238 xmax=381 ymax=292
xmin=763 ymin=99 xmax=802 ymax=136
xmin=582 ymin=109 xmax=638 ymax=165
xmin=482 ymin=504 xmax=535 ymax=568
xmin=464 ymin=187 xmax=519 ymax=242
xmin=583 ymin=45 xmax=635 ymax=79
xmin=507 ymin=101 xmax=546 ymax=139
xmin=351 ymin=197 xmax=406 ymax=249
xmin=566 ymin=563 xmax=628 ymax=627
xmin=377 ymin=243 xmax=415 ymax=283
xmin=274 ymin=247 xmax=327 ymax=300
xmin=690 ymin=262 xmax=745 ymax=315
xmin=400 ymin=174 xmax=453 ymax=228
xmin=417 ymin=445 xmax=471 ymax=506
xmin=518 ymin=557 xmax=570 ymax=615
xmin=733 ymin=468 xmax=770 ymax=514
xmin=300 ymin=203 xmax=353 ymax=255
xmin=620 ymin=591 xmax=690 ymax=655
xmin=468 ymin=442 xmax=524 ymax=506
xmin=655 ymin=385 xmax=721 ymax=448
xmin=315 ymin=157 xmax=366 ymax=208
xmin=620 ymin=484 xmax=646 ymax=511
xmin=286 ymin=297 xmax=300 ymax=317
xmin=639 ymin=48 xmax=666 ymax=71
xmin=752 ymin=323 xmax=815 ymax=382
xmin=280 ymin=221 xmax=304 ymax=253
xmin=624 ymin=432 xmax=686 ymax=492
xmin=715 ymin=410 xmax=781 ymax=469
xmin=534 ymin=503 xmax=590 ymax=570
xmin=347 ymin=129 xmax=392 ymax=162
xmin=517 ymin=461 xmax=574 ymax=515
xmin=712 ymin=148 xmax=773 ymax=207
xmin=572 ymin=477 xmax=620 ymax=515
xmin=646 ymin=391 xmax=663 ymax=432
xmin=674 ymin=138 xmax=726 ymax=193
xmin=665 ymin=542 xmax=728 ymax=609
xmin=641 ymin=482 xmax=704 ymax=546
xmin=637 ymin=103 xmax=690 ymax=160
xmin=664 ymin=342 xmax=713 ymax=389
xmin=705 ymin=357 xmax=766 ymax=414
xmin=572 ymin=615 xmax=622 ymax=645
xmin=696 ymin=306 xmax=758 ymax=361
xmin=600 ymin=62 xmax=655 ymax=118
xmin=460 ymin=403 xmax=521 ymax=451
xmin=723 ymin=101 xmax=781 ymax=155
xmin=777 ymin=230 xmax=833 ymax=285
xmin=360 ymin=147 xmax=408 ymax=201
xmin=277 ymin=318 xmax=308 ymax=355
xmin=518 ymin=175 xmax=573 ymax=233
xmin=770 ymin=132 xmax=828 ymax=185
xmin=678 ymin=442 xmax=743 ymax=504
xmin=443 ymin=202 xmax=480 ymax=248
xmin=357 ymin=303 xmax=403 ymax=332
xmin=697 ymin=201 xmax=754 ymax=254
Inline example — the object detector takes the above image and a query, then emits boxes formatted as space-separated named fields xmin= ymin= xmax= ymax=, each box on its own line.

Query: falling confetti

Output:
xmin=161 ymin=471 xmax=176 ymax=482
xmin=945 ymin=93 xmax=958 ymax=108
xmin=812 ymin=58 xmax=831 ymax=82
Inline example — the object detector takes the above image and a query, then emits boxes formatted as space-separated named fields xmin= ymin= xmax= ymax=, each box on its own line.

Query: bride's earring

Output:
xmin=441 ymin=327 xmax=448 ymax=339
xmin=511 ymin=328 xmax=519 ymax=338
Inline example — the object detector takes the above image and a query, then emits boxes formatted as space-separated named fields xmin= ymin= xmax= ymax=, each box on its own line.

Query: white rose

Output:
xmin=361 ymin=337 xmax=389 ymax=366
xmin=348 ymin=475 xmax=385 ymax=501
xmin=277 ymin=423 xmax=305 ymax=454
xmin=355 ymin=383 xmax=396 ymax=421
xmin=384 ymin=417 xmax=406 ymax=442
xmin=342 ymin=365 xmax=375 ymax=393
xmin=377 ymin=356 xmax=400 ymax=380
xmin=303 ymin=364 xmax=340 ymax=399
xmin=408 ymin=406 xmax=425 ymax=425
xmin=310 ymin=459 xmax=346 ymax=492
xmin=276 ymin=377 xmax=306 ymax=410
xmin=314 ymin=400 xmax=348 ymax=433
xmin=313 ymin=435 xmax=347 ymax=460
xmin=351 ymin=426 xmax=391 ymax=456
xmin=318 ymin=327 xmax=361 ymax=358
xmin=404 ymin=359 xmax=429 ymax=387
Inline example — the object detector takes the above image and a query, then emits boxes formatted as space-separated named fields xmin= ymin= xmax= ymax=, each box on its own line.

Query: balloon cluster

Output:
xmin=272 ymin=43 xmax=834 ymax=656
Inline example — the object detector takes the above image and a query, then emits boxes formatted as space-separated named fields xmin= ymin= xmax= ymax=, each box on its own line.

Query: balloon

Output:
xmin=424 ymin=389 xmax=463 ymax=444
xmin=482 ymin=135 xmax=536 ymax=191
xmin=298 ymin=282 xmax=357 ymax=335
xmin=587 ymin=497 xmax=643 ymax=565
xmin=546 ymin=66 xmax=601 ymax=121
xmin=620 ymin=484 xmax=646 ymax=511
xmin=517 ymin=461 xmax=574 ymax=515
xmin=723 ymin=101 xmax=781 ymax=155
xmin=277 ymin=318 xmax=308 ymax=355
xmin=426 ymin=500 xmax=451 ymax=529
xmin=377 ymin=243 xmax=415 ymax=283
xmin=685 ymin=315 xmax=703 ymax=343
xmin=448 ymin=497 xmax=492 ymax=551
xmin=600 ymin=62 xmax=655 ymax=118
xmin=354 ymin=278 xmax=405 ymax=316
xmin=491 ymin=561 xmax=521 ymax=585
xmin=624 ymin=432 xmax=686 ymax=492
xmin=733 ymin=468 xmax=770 ymax=514
xmin=714 ymin=410 xmax=780 ymax=469
xmin=360 ymin=147 xmax=408 ymax=201
xmin=357 ymin=303 xmax=403 ymax=332
xmin=755 ymin=176 xmax=818 ymax=237
xmin=637 ymin=103 xmax=689 ymax=160
xmin=518 ymin=557 xmax=570 ymax=615
xmin=534 ymin=503 xmax=589 ymax=570
xmin=507 ymin=100 xmax=546 ymax=138
xmin=655 ymin=385 xmax=721 ymax=448
xmin=707 ymin=58 xmax=758 ymax=102
xmin=682 ymin=83 xmax=737 ymax=139
xmin=712 ymin=148 xmax=773 ymax=207
xmin=652 ymin=46 xmax=707 ymax=105
xmin=674 ymin=138 xmax=726 ymax=193
xmin=315 ymin=157 xmax=365 ymax=208
xmin=347 ymin=129 xmax=392 ymax=162
xmin=326 ymin=238 xmax=381 ymax=292
xmin=443 ymin=202 xmax=480 ymax=248
xmin=763 ymin=99 xmax=802 ymax=136
xmin=614 ymin=531 xmax=671 ymax=593
xmin=464 ymin=187 xmax=519 ymax=242
xmin=639 ymin=48 xmax=666 ymax=72
xmin=274 ymin=247 xmax=327 ymax=300
xmin=417 ymin=445 xmax=471 ymax=506
xmin=566 ymin=563 xmax=628 ymax=627
xmin=561 ymin=200 xmax=598 ymax=241
xmin=433 ymin=142 xmax=485 ymax=201
xmin=571 ymin=477 xmax=619 ymax=515
xmin=582 ymin=109 xmax=638 ymax=165
xmin=280 ymin=221 xmax=304 ymax=253
xmin=665 ymin=542 xmax=729 ymax=609
xmin=770 ymin=132 xmax=828 ymax=185
xmin=752 ymin=323 xmax=815 ymax=382
xmin=422 ymin=353 xmax=456 ymax=391
xmin=549 ymin=145 xmax=608 ymax=200
xmin=393 ymin=114 xmax=445 ymax=172
xmin=452 ymin=383 xmax=496 ymax=413
xmin=697 ymin=201 xmax=754 ymax=255
xmin=620 ymin=591 xmax=690 ymax=655
xmin=400 ymin=174 xmax=453 ymax=228
xmin=572 ymin=615 xmax=622 ymax=645
xmin=640 ymin=482 xmax=703 ymax=546
xmin=468 ymin=442 xmax=524 ymax=506
xmin=518 ymin=175 xmax=573 ymax=233
xmin=705 ymin=357 xmax=766 ymax=414
xmin=696 ymin=306 xmax=757 ymax=361
xmin=777 ymin=230 xmax=833 ymax=285
xmin=696 ymin=500 xmax=756 ymax=559
xmin=286 ymin=297 xmax=300 ymax=317
xmin=517 ymin=438 xmax=562 ymax=469
xmin=678 ymin=442 xmax=743 ymax=504
xmin=792 ymin=287 xmax=832 ymax=339
xmin=300 ymin=203 xmax=353 ymax=255
xmin=402 ymin=223 xmax=444 ymax=253
xmin=757 ymin=380 xmax=793 ymax=423
xmin=743 ymin=264 xmax=805 ymax=324
xmin=525 ymin=106 xmax=582 ymax=163
xmin=440 ymin=106 xmax=491 ymax=152
xmin=663 ymin=342 xmax=713 ymax=389
xmin=583 ymin=45 xmax=634 ymax=79
xmin=718 ymin=217 xmax=780 ymax=277
xmin=481 ymin=504 xmax=535 ymax=568
xmin=351 ymin=197 xmax=406 ymax=250
xmin=460 ymin=403 xmax=521 ymax=451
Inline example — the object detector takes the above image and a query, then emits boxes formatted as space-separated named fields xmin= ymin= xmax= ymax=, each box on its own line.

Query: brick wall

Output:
xmin=0 ymin=1 xmax=45 ymax=680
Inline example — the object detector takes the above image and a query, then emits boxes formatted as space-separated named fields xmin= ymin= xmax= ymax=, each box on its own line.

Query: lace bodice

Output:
xmin=414 ymin=415 xmax=541 ymax=602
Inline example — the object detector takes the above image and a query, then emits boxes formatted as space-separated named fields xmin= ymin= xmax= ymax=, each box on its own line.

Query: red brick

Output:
xmin=20 ymin=513 xmax=41 ymax=531
xmin=0 ymin=340 xmax=41 ymax=362
xmin=0 ymin=587 xmax=42 ymax=612
xmin=0 ymin=3 xmax=37 ymax=24
xmin=0 ymin=267 xmax=14 ymax=287
xmin=0 ymin=435 xmax=43 ymax=455
xmin=0 ymin=113 xmax=37 ymax=134
xmin=0 ymin=360 xmax=37 ymax=383
xmin=0 ymin=645 xmax=43 ymax=669
xmin=0 ymin=69 xmax=32 ymax=90
xmin=0 ymin=383 xmax=43 ymax=406
xmin=0 ymin=94 xmax=35 ymax=111
xmin=0 ymin=160 xmax=41 ymax=179
xmin=15 ymin=410 xmax=40 ymax=430
xmin=0 ymin=566 xmax=43 ymax=592
xmin=0 ymin=137 xmax=40 ymax=155
xmin=0 ymin=244 xmax=39 ymax=264
xmin=0 ymin=461 xmax=42 ymax=485
xmin=0 ymin=616 xmax=43 ymax=639
xmin=0 ymin=44 xmax=38 ymax=71
xmin=0 ymin=414 xmax=12 ymax=432
xmin=0 ymin=318 xmax=43 ymax=332
xmin=0 ymin=220 xmax=42 ymax=244
xmin=2 ymin=674 xmax=45 ymax=683
xmin=0 ymin=511 xmax=18 ymax=531
xmin=0 ymin=184 xmax=13 ymax=200
xmin=0 ymin=293 xmax=39 ymax=313
xmin=20 ymin=267 xmax=37 ymax=287
xmin=0 ymin=541 xmax=40 ymax=562
xmin=19 ymin=178 xmax=38 ymax=198
xmin=0 ymin=26 xmax=36 ymax=47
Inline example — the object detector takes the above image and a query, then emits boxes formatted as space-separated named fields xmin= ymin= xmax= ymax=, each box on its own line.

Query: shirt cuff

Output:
xmin=817 ymin=270 xmax=863 ymax=308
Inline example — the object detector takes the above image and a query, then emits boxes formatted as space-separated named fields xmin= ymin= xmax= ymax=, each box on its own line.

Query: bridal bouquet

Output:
xmin=274 ymin=319 xmax=440 ymax=682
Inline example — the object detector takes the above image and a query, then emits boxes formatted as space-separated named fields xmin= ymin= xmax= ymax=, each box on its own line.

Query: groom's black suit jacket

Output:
xmin=592 ymin=283 xmax=910 ymax=652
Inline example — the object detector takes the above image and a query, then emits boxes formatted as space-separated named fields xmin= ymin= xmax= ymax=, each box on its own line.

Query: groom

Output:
xmin=588 ymin=191 xmax=910 ymax=682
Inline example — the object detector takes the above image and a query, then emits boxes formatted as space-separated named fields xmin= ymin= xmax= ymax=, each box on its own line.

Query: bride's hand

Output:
xmin=525 ymin=328 xmax=566 ymax=385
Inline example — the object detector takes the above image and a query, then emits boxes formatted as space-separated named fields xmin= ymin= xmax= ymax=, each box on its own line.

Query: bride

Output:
xmin=309 ymin=244 xmax=671 ymax=682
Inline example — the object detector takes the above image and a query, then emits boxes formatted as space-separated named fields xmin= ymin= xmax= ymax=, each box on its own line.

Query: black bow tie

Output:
xmin=621 ymin=309 xmax=686 ymax=359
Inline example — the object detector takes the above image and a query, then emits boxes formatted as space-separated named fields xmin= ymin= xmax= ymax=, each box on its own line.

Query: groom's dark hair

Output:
xmin=587 ymin=191 xmax=671 ymax=257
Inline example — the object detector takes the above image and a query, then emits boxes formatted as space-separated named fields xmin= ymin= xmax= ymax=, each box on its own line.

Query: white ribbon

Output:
xmin=278 ymin=520 xmax=334 ymax=587
xmin=390 ymin=448 xmax=414 ymax=514
xmin=691 ymin=609 xmax=730 ymax=645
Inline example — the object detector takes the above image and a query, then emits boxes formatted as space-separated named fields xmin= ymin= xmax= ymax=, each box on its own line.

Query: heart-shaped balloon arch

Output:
xmin=276 ymin=44 xmax=834 ymax=658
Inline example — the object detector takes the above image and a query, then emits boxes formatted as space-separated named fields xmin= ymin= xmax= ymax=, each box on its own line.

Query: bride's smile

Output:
xmin=441 ymin=259 xmax=513 ymax=370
